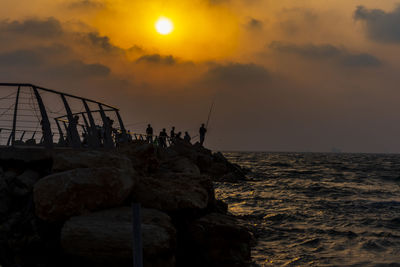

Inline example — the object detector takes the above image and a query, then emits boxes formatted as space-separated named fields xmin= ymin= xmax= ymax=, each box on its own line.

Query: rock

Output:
xmin=219 ymin=172 xmax=245 ymax=183
xmin=12 ymin=169 xmax=41 ymax=196
xmin=0 ymin=177 xmax=10 ymax=215
xmin=0 ymin=147 xmax=52 ymax=165
xmin=33 ymin=167 xmax=135 ymax=221
xmin=3 ymin=170 xmax=19 ymax=184
xmin=52 ymin=150 xmax=135 ymax=176
xmin=163 ymin=157 xmax=201 ymax=175
xmin=183 ymin=213 xmax=253 ymax=267
xmin=118 ymin=142 xmax=159 ymax=174
xmin=132 ymin=174 xmax=214 ymax=215
xmin=61 ymin=207 xmax=176 ymax=267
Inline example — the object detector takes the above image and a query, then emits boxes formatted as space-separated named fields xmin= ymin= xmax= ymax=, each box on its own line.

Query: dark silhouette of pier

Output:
xmin=0 ymin=83 xmax=129 ymax=149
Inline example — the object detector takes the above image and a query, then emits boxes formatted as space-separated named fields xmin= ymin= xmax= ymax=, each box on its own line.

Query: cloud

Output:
xmin=354 ymin=5 xmax=400 ymax=43
xmin=68 ymin=0 xmax=105 ymax=10
xmin=46 ymin=60 xmax=110 ymax=79
xmin=0 ymin=50 xmax=43 ymax=66
xmin=204 ymin=63 xmax=269 ymax=86
xmin=269 ymin=41 xmax=381 ymax=67
xmin=247 ymin=18 xmax=262 ymax=30
xmin=136 ymin=54 xmax=176 ymax=65
xmin=85 ymin=32 xmax=123 ymax=53
xmin=0 ymin=17 xmax=63 ymax=38
xmin=279 ymin=8 xmax=318 ymax=35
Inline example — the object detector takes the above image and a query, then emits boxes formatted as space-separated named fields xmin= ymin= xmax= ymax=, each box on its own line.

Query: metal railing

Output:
xmin=0 ymin=83 xmax=129 ymax=149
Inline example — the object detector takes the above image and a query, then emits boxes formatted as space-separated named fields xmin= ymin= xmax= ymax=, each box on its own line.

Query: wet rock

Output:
xmin=33 ymin=167 xmax=135 ymax=221
xmin=12 ymin=169 xmax=41 ymax=197
xmin=61 ymin=207 xmax=176 ymax=267
xmin=132 ymin=174 xmax=214 ymax=215
xmin=52 ymin=150 xmax=135 ymax=176
xmin=184 ymin=213 xmax=253 ymax=267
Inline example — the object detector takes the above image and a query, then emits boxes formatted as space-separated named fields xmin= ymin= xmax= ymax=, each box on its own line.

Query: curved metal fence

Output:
xmin=0 ymin=83 xmax=128 ymax=148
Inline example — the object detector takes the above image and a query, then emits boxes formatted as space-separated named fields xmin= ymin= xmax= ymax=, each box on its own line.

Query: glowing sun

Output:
xmin=155 ymin=17 xmax=174 ymax=35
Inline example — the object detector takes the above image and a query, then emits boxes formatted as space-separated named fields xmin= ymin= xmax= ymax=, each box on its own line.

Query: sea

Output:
xmin=215 ymin=152 xmax=400 ymax=267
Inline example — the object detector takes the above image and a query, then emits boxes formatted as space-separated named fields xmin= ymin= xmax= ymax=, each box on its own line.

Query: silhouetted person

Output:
xmin=199 ymin=123 xmax=207 ymax=146
xmin=170 ymin=127 xmax=176 ymax=139
xmin=146 ymin=124 xmax=153 ymax=143
xmin=159 ymin=128 xmax=167 ymax=148
xmin=184 ymin=131 xmax=191 ymax=143
xmin=67 ymin=115 xmax=79 ymax=145
xmin=176 ymin=132 xmax=182 ymax=140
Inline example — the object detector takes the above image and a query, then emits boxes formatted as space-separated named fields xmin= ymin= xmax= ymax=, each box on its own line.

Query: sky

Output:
xmin=1 ymin=0 xmax=400 ymax=152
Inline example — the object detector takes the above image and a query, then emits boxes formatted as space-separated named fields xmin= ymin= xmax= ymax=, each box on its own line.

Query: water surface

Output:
xmin=215 ymin=152 xmax=400 ymax=266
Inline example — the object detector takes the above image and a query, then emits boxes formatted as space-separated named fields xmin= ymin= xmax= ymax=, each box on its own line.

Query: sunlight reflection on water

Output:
xmin=215 ymin=152 xmax=400 ymax=266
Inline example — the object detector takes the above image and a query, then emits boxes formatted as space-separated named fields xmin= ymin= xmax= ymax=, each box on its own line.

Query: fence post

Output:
xmin=82 ymin=99 xmax=101 ymax=148
xmin=61 ymin=94 xmax=81 ymax=148
xmin=115 ymin=110 xmax=128 ymax=143
xmin=98 ymin=104 xmax=114 ymax=148
xmin=132 ymin=203 xmax=143 ymax=267
xmin=32 ymin=86 xmax=53 ymax=148
xmin=9 ymin=85 xmax=20 ymax=146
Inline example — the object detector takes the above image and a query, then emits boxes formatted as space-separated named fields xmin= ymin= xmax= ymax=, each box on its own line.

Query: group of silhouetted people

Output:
xmin=145 ymin=123 xmax=207 ymax=147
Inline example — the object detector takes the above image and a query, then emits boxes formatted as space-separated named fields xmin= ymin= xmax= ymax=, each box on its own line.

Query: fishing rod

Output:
xmin=206 ymin=100 xmax=214 ymax=129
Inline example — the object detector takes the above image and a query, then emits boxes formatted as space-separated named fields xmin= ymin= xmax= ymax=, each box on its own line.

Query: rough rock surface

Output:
xmin=33 ymin=168 xmax=134 ymax=221
xmin=132 ymin=174 xmax=214 ymax=214
xmin=52 ymin=150 xmax=135 ymax=176
xmin=12 ymin=169 xmax=41 ymax=196
xmin=118 ymin=141 xmax=160 ymax=174
xmin=184 ymin=213 xmax=254 ymax=267
xmin=162 ymin=157 xmax=201 ymax=175
xmin=61 ymin=207 xmax=176 ymax=267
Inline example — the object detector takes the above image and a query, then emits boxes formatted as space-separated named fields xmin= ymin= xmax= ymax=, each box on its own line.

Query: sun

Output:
xmin=155 ymin=17 xmax=174 ymax=35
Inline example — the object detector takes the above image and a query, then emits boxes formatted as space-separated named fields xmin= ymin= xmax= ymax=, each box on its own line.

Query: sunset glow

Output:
xmin=155 ymin=17 xmax=173 ymax=35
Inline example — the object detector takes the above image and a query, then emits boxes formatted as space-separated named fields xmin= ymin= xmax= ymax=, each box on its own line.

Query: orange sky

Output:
xmin=1 ymin=0 xmax=400 ymax=152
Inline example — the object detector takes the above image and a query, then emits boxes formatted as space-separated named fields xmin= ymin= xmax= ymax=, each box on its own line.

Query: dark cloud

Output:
xmin=0 ymin=17 xmax=63 ymax=38
xmin=279 ymin=8 xmax=318 ymax=35
xmin=269 ymin=41 xmax=381 ymax=67
xmin=0 ymin=50 xmax=43 ymax=66
xmin=85 ymin=32 xmax=123 ymax=53
xmin=47 ymin=60 xmax=110 ymax=79
xmin=341 ymin=53 xmax=382 ymax=67
xmin=136 ymin=54 xmax=176 ymax=65
xmin=68 ymin=0 xmax=105 ymax=10
xmin=247 ymin=18 xmax=263 ymax=30
xmin=204 ymin=63 xmax=269 ymax=86
xmin=354 ymin=5 xmax=400 ymax=43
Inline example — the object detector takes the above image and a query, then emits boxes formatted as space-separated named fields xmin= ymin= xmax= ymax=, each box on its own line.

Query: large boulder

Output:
xmin=11 ymin=169 xmax=41 ymax=197
xmin=61 ymin=207 xmax=176 ymax=267
xmin=52 ymin=150 xmax=135 ymax=175
xmin=162 ymin=157 xmax=201 ymax=175
xmin=0 ymin=176 xmax=10 ymax=215
xmin=33 ymin=167 xmax=135 ymax=221
xmin=183 ymin=213 xmax=254 ymax=267
xmin=132 ymin=174 xmax=214 ymax=215
xmin=118 ymin=142 xmax=160 ymax=174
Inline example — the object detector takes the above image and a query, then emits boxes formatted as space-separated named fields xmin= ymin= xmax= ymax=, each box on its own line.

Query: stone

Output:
xmin=52 ymin=150 xmax=135 ymax=176
xmin=61 ymin=207 xmax=176 ymax=267
xmin=33 ymin=167 xmax=135 ymax=221
xmin=12 ymin=169 xmax=41 ymax=196
xmin=183 ymin=213 xmax=254 ymax=267
xmin=163 ymin=157 xmax=201 ymax=175
xmin=132 ymin=174 xmax=214 ymax=214
xmin=3 ymin=170 xmax=19 ymax=184
xmin=0 ymin=177 xmax=10 ymax=215
xmin=118 ymin=142 xmax=160 ymax=174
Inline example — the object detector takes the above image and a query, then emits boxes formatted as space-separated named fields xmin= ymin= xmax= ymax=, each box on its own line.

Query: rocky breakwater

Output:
xmin=0 ymin=141 xmax=253 ymax=267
